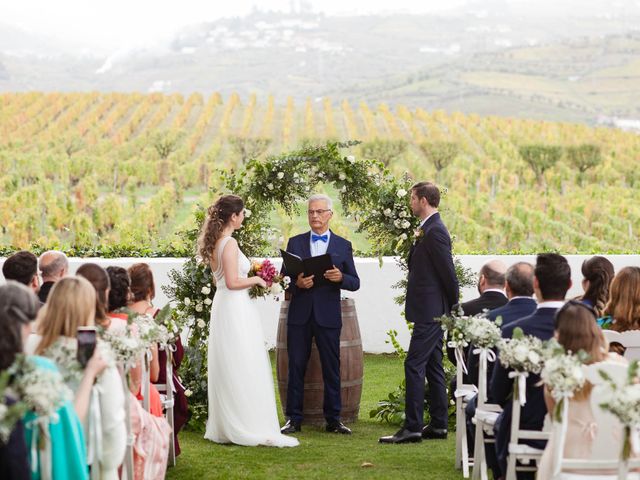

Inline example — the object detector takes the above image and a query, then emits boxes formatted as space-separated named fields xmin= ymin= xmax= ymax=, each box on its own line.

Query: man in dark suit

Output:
xmin=488 ymin=253 xmax=571 ymax=479
xmin=280 ymin=194 xmax=360 ymax=435
xmin=379 ymin=181 xmax=459 ymax=444
xmin=447 ymin=259 xmax=508 ymax=380
xmin=37 ymin=250 xmax=69 ymax=303
xmin=465 ymin=261 xmax=537 ymax=455
xmin=1 ymin=250 xmax=39 ymax=294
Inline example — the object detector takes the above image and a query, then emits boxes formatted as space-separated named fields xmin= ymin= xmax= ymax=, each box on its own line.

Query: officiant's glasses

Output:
xmin=308 ymin=209 xmax=332 ymax=216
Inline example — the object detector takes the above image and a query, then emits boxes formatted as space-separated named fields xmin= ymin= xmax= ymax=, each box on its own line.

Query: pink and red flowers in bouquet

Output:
xmin=249 ymin=259 xmax=290 ymax=299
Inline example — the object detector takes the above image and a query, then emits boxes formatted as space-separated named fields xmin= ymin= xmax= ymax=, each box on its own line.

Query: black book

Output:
xmin=280 ymin=249 xmax=334 ymax=287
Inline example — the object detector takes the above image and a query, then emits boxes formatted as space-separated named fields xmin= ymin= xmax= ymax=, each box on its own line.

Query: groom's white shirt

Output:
xmin=419 ymin=211 xmax=437 ymax=228
xmin=310 ymin=229 xmax=331 ymax=257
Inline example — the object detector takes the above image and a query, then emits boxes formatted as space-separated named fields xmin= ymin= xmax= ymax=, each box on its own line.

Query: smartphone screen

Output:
xmin=77 ymin=326 xmax=97 ymax=368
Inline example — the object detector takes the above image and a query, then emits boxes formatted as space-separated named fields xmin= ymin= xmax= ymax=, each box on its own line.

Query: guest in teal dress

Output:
xmin=0 ymin=281 xmax=107 ymax=480
xmin=22 ymin=355 xmax=88 ymax=480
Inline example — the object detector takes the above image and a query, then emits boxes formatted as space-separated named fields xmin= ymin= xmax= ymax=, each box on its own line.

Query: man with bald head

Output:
xmin=458 ymin=259 xmax=509 ymax=316
xmin=447 ymin=260 xmax=508 ymax=373
xmin=38 ymin=250 xmax=69 ymax=303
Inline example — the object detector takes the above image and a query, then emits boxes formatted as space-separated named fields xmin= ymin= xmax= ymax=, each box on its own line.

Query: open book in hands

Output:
xmin=280 ymin=249 xmax=334 ymax=287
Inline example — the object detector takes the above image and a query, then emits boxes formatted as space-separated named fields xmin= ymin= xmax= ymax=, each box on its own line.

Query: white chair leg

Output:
xmin=506 ymin=447 xmax=517 ymax=480
xmin=472 ymin=421 xmax=486 ymax=480
xmin=456 ymin=397 xmax=463 ymax=469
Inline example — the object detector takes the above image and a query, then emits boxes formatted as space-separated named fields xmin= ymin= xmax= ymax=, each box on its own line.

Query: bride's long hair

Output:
xmin=198 ymin=194 xmax=244 ymax=264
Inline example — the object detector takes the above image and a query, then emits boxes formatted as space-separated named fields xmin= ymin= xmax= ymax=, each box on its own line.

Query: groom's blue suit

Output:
xmin=283 ymin=230 xmax=360 ymax=424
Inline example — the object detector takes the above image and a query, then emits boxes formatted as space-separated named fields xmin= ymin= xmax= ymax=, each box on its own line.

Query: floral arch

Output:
xmin=162 ymin=141 xmax=471 ymax=427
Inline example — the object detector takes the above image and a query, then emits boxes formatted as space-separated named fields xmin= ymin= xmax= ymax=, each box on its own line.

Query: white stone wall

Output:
xmin=2 ymin=255 xmax=639 ymax=353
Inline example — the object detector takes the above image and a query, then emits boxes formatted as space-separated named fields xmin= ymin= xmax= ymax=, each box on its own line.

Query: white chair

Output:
xmin=119 ymin=366 xmax=135 ymax=480
xmin=452 ymin=345 xmax=478 ymax=478
xmin=548 ymin=361 xmax=640 ymax=480
xmin=602 ymin=330 xmax=640 ymax=360
xmin=154 ymin=343 xmax=177 ymax=467
xmin=141 ymin=349 xmax=152 ymax=411
xmin=505 ymin=370 xmax=550 ymax=480
xmin=471 ymin=347 xmax=502 ymax=480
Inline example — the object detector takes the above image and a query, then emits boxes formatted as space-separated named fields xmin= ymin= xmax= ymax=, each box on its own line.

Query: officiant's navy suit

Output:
xmin=404 ymin=212 xmax=459 ymax=432
xmin=283 ymin=230 xmax=360 ymax=425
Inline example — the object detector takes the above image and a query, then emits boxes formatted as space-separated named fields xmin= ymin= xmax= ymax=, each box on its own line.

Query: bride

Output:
xmin=200 ymin=194 xmax=298 ymax=448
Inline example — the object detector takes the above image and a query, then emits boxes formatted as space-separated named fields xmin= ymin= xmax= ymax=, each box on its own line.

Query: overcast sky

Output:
xmin=0 ymin=0 xmax=469 ymax=51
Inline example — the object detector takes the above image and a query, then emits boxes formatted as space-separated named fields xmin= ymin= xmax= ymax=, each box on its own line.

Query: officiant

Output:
xmin=280 ymin=193 xmax=360 ymax=435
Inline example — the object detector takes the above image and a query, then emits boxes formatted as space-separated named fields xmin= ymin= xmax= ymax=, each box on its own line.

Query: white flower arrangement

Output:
xmin=1 ymin=355 xmax=72 ymax=443
xmin=466 ymin=316 xmax=503 ymax=349
xmin=100 ymin=326 xmax=147 ymax=370
xmin=498 ymin=328 xmax=546 ymax=374
xmin=540 ymin=352 xmax=586 ymax=403
xmin=12 ymin=357 xmax=73 ymax=418
xmin=133 ymin=313 xmax=174 ymax=349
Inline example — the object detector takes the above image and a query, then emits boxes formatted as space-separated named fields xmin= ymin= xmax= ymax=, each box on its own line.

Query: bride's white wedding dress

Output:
xmin=204 ymin=236 xmax=298 ymax=447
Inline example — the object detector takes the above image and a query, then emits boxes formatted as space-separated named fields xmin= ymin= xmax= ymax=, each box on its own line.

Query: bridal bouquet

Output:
xmin=498 ymin=328 xmax=545 ymax=374
xmin=248 ymin=259 xmax=290 ymax=299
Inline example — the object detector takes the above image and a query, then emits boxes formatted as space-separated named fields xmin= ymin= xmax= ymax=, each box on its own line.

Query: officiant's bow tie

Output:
xmin=312 ymin=234 xmax=328 ymax=243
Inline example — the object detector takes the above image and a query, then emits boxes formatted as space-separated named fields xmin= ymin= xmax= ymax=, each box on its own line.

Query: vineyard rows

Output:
xmin=0 ymin=92 xmax=639 ymax=254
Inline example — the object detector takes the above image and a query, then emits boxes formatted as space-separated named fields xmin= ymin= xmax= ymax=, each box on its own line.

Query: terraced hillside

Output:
xmin=1 ymin=92 xmax=638 ymax=255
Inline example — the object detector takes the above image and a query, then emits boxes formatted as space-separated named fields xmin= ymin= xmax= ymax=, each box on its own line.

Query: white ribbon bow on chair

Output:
xmin=447 ymin=342 xmax=468 ymax=374
xmin=508 ymin=371 xmax=529 ymax=406
xmin=87 ymin=384 xmax=104 ymax=480
xmin=26 ymin=416 xmax=54 ymax=480
xmin=473 ymin=347 xmax=497 ymax=402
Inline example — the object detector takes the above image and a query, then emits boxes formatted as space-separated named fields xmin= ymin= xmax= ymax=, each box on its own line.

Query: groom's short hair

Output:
xmin=411 ymin=181 xmax=440 ymax=208
xmin=308 ymin=194 xmax=333 ymax=210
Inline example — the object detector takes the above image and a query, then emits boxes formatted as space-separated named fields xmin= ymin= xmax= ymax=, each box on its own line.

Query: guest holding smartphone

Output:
xmin=26 ymin=276 xmax=126 ymax=480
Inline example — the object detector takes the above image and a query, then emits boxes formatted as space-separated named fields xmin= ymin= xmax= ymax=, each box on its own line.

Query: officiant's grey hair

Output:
xmin=308 ymin=194 xmax=333 ymax=210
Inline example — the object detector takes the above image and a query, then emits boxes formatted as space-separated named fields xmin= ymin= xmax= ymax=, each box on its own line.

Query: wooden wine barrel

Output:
xmin=276 ymin=298 xmax=364 ymax=425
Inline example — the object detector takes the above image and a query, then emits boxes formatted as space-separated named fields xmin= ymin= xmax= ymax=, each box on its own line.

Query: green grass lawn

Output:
xmin=166 ymin=354 xmax=461 ymax=479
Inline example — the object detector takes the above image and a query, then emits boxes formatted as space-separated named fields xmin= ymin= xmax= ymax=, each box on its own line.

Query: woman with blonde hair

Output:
xmin=26 ymin=276 xmax=127 ymax=480
xmin=538 ymin=300 xmax=626 ymax=478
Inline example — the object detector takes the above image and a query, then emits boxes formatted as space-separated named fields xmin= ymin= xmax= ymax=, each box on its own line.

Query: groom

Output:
xmin=281 ymin=194 xmax=360 ymax=435
xmin=380 ymin=181 xmax=459 ymax=444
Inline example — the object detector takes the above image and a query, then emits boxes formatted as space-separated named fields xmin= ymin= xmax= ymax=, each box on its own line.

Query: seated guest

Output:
xmin=28 ymin=277 xmax=127 ymax=479
xmin=129 ymin=262 xmax=188 ymax=456
xmin=79 ymin=264 xmax=170 ymax=479
xmin=577 ymin=256 xmax=614 ymax=316
xmin=455 ymin=259 xmax=509 ymax=316
xmin=489 ymin=253 xmax=572 ymax=480
xmin=465 ymin=262 xmax=537 ymax=454
xmin=447 ymin=259 xmax=508 ymax=382
xmin=127 ymin=264 xmax=161 ymax=383
xmin=106 ymin=266 xmax=164 ymax=418
xmin=537 ymin=301 xmax=626 ymax=478
xmin=37 ymin=250 xmax=69 ymax=303
xmin=599 ymin=266 xmax=640 ymax=354
xmin=0 ymin=281 xmax=104 ymax=480
xmin=2 ymin=251 xmax=39 ymax=294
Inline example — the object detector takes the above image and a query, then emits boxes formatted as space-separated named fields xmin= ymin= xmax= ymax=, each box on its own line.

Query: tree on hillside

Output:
xmin=566 ymin=144 xmax=602 ymax=185
xmin=229 ymin=136 xmax=271 ymax=164
xmin=360 ymin=139 xmax=408 ymax=166
xmin=419 ymin=141 xmax=459 ymax=173
xmin=151 ymin=129 xmax=185 ymax=160
xmin=518 ymin=144 xmax=563 ymax=186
